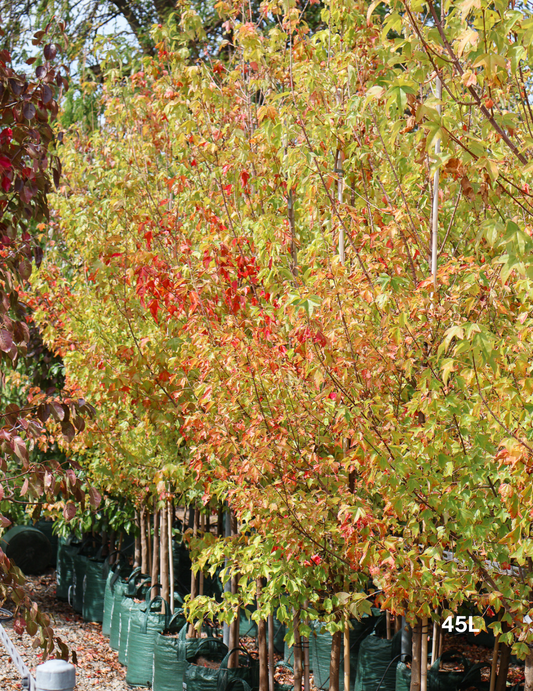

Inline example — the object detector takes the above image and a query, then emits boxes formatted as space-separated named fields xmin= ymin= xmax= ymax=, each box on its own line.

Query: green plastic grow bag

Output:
xmin=126 ymin=597 xmax=171 ymax=687
xmin=119 ymin=595 xmax=146 ymax=665
xmin=395 ymin=651 xmax=489 ymax=691
xmin=102 ymin=567 xmax=123 ymax=636
xmin=82 ymin=559 xmax=106 ymax=623
xmin=151 ymin=613 xmax=188 ymax=691
xmin=0 ymin=525 xmax=52 ymax=575
xmin=183 ymin=638 xmax=231 ymax=691
xmin=216 ymin=646 xmax=260 ymax=691
xmin=109 ymin=567 xmax=148 ymax=650
xmin=56 ymin=539 xmax=79 ymax=600
xmin=353 ymin=630 xmax=402 ymax=691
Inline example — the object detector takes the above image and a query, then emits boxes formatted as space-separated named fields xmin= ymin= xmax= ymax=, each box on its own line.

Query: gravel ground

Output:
xmin=0 ymin=569 xmax=136 ymax=690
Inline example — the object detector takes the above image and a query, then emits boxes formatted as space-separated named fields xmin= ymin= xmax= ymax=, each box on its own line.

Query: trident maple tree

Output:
xmin=31 ymin=0 xmax=533 ymax=686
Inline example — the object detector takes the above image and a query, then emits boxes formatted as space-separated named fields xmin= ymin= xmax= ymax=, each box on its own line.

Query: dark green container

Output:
xmin=126 ymin=597 xmax=171 ymax=688
xmin=119 ymin=594 xmax=148 ymax=665
xmin=82 ymin=559 xmax=106 ymax=623
xmin=152 ymin=613 xmax=188 ymax=691
xmin=109 ymin=567 xmax=147 ymax=650
xmin=216 ymin=646 xmax=260 ymax=691
xmin=183 ymin=640 xmax=231 ymax=691
xmin=56 ymin=539 xmax=78 ymax=600
xmin=0 ymin=525 xmax=52 ymax=575
xmin=102 ymin=568 xmax=120 ymax=636
xmin=395 ymin=651 xmax=488 ymax=691
xmin=34 ymin=520 xmax=58 ymax=566
xmin=353 ymin=630 xmax=401 ymax=691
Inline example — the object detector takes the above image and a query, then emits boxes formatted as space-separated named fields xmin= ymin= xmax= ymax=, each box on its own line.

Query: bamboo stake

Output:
xmin=151 ymin=507 xmax=160 ymax=601
xmin=257 ymin=578 xmax=268 ymax=691
xmin=303 ymin=602 xmax=310 ymax=691
xmin=168 ymin=503 xmax=174 ymax=614
xmin=431 ymin=76 xmax=442 ymax=292
xmin=160 ymin=505 xmax=170 ymax=609
xmin=189 ymin=508 xmax=199 ymax=638
xmin=134 ymin=511 xmax=141 ymax=569
xmin=140 ymin=509 xmax=148 ymax=575
xmin=420 ymin=617 xmax=428 ymax=691
xmin=431 ymin=621 xmax=437 ymax=666
xmin=293 ymin=609 xmax=302 ymax=691
xmin=337 ymin=149 xmax=344 ymax=263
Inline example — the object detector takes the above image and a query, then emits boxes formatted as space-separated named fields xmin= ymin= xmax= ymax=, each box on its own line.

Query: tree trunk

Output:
xmin=489 ymin=635 xmax=499 ymax=691
xmin=160 ymin=504 xmax=169 ymax=608
xmin=109 ymin=529 xmax=116 ymax=565
xmin=134 ymin=511 xmax=141 ymax=569
xmin=329 ymin=630 xmax=342 ymax=691
xmin=147 ymin=511 xmax=153 ymax=577
xmin=140 ymin=509 xmax=148 ymax=574
xmin=257 ymin=578 xmax=268 ymax=691
xmin=344 ymin=619 xmax=350 ymax=691
xmin=303 ymin=605 xmax=310 ymax=691
xmin=268 ymin=613 xmax=275 ymax=691
xmin=495 ymin=640 xmax=511 ymax=691
xmin=228 ymin=512 xmax=239 ymax=667
xmin=293 ymin=610 xmax=302 ymax=691
xmin=410 ymin=621 xmax=422 ymax=691
xmin=151 ymin=508 xmax=160 ymax=601
xmin=524 ymin=646 xmax=533 ymax=691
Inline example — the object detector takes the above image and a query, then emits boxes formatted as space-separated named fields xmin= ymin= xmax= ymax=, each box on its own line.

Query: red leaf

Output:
xmin=0 ymin=155 xmax=12 ymax=171
xmin=240 ymin=171 xmax=250 ymax=187
xmin=88 ymin=487 xmax=101 ymax=509
xmin=63 ymin=502 xmax=76 ymax=521
xmin=0 ymin=329 xmax=13 ymax=352
xmin=148 ymin=299 xmax=159 ymax=322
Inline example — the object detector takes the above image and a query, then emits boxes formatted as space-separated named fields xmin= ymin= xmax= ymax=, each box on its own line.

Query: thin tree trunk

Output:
xmin=218 ymin=506 xmax=224 ymax=537
xmin=134 ymin=511 xmax=141 ymax=569
xmin=199 ymin=513 xmax=205 ymax=597
xmin=151 ymin=508 xmax=160 ymax=601
xmin=168 ymin=503 xmax=174 ymax=613
xmin=257 ymin=578 xmax=268 ymax=691
xmin=109 ymin=530 xmax=116 ymax=565
xmin=160 ymin=505 xmax=169 ymax=609
xmin=329 ymin=630 xmax=342 ymax=691
xmin=524 ymin=646 xmax=533 ymax=691
xmin=420 ymin=617 xmax=428 ymax=691
xmin=411 ymin=621 xmax=422 ymax=691
xmin=140 ymin=509 xmax=148 ymax=574
xmin=293 ymin=610 xmax=302 ymax=691
xmin=147 ymin=511 xmax=153 ymax=577
xmin=395 ymin=615 xmax=402 ymax=635
xmin=228 ymin=512 xmax=239 ymax=668
xmin=386 ymin=612 xmax=391 ymax=641
xmin=489 ymin=635 xmax=500 ymax=691
xmin=268 ymin=613 xmax=275 ymax=691
xmin=495 ymin=640 xmax=511 ymax=691
xmin=303 ymin=602 xmax=310 ymax=691
xmin=344 ymin=618 xmax=350 ymax=691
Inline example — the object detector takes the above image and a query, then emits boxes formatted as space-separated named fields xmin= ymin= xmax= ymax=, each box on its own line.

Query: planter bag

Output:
xmin=152 ymin=614 xmax=189 ymax=691
xmin=34 ymin=520 xmax=58 ymax=566
xmin=118 ymin=578 xmax=152 ymax=665
xmin=353 ymin=629 xmax=402 ymax=691
xmin=0 ymin=525 xmax=53 ymax=575
xmin=102 ymin=564 xmax=129 ymax=637
xmin=274 ymin=661 xmax=294 ymax=691
xmin=166 ymin=625 xmax=228 ymax=691
xmin=396 ymin=651 xmax=489 ymax=691
xmin=217 ymin=646 xmax=260 ymax=691
xmin=109 ymin=567 xmax=147 ymax=650
xmin=126 ymin=597 xmax=171 ymax=687
xmin=56 ymin=539 xmax=79 ymax=600
xmin=82 ymin=559 xmax=106 ymax=623
xmin=183 ymin=638 xmax=232 ymax=691
xmin=310 ymin=616 xmax=378 ymax=691
xmin=69 ymin=553 xmax=88 ymax=613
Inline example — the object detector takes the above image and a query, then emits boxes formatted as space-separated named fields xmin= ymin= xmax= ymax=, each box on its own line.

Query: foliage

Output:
xmin=33 ymin=0 xmax=533 ymax=659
